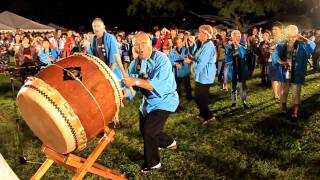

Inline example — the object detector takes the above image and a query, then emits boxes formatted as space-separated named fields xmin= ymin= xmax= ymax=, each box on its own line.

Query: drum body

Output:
xmin=17 ymin=53 xmax=122 ymax=154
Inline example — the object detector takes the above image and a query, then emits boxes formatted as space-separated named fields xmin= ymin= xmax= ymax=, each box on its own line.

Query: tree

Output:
xmin=127 ymin=0 xmax=309 ymax=31
xmin=200 ymin=0 xmax=308 ymax=31
xmin=127 ymin=0 xmax=184 ymax=17
xmin=127 ymin=0 xmax=184 ymax=29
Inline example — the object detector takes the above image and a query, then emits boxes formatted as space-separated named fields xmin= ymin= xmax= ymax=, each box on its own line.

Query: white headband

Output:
xmin=202 ymin=30 xmax=212 ymax=39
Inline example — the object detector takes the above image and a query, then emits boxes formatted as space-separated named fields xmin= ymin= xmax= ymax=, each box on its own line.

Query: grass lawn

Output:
xmin=1 ymin=69 xmax=320 ymax=179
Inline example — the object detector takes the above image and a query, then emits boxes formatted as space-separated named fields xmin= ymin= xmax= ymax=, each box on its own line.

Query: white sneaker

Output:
xmin=159 ymin=140 xmax=177 ymax=150
xmin=151 ymin=162 xmax=161 ymax=169
xmin=140 ymin=162 xmax=161 ymax=173
xmin=167 ymin=140 xmax=177 ymax=149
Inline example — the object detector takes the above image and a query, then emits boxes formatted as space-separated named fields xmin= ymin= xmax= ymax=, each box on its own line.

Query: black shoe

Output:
xmin=259 ymin=81 xmax=266 ymax=86
xmin=243 ymin=103 xmax=249 ymax=109
xmin=291 ymin=114 xmax=298 ymax=122
xmin=281 ymin=110 xmax=288 ymax=115
xmin=231 ymin=103 xmax=236 ymax=107
xmin=176 ymin=107 xmax=183 ymax=112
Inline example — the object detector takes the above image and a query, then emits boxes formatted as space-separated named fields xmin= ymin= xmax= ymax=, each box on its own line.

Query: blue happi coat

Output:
xmin=125 ymin=50 xmax=179 ymax=114
xmin=87 ymin=32 xmax=123 ymax=80
xmin=272 ymin=40 xmax=315 ymax=84
xmin=193 ymin=40 xmax=217 ymax=84
xmin=39 ymin=48 xmax=58 ymax=65
xmin=225 ymin=44 xmax=248 ymax=82
xmin=168 ymin=46 xmax=190 ymax=78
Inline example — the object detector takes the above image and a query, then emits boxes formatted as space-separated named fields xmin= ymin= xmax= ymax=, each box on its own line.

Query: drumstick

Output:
xmin=114 ymin=53 xmax=135 ymax=96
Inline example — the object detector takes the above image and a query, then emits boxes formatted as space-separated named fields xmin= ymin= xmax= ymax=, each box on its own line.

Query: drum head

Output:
xmin=17 ymin=78 xmax=87 ymax=154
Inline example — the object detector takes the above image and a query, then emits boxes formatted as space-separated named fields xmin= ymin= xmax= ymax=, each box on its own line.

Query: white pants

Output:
xmin=280 ymin=82 xmax=302 ymax=104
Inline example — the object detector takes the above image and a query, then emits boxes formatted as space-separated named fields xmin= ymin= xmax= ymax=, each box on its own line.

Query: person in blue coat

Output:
xmin=87 ymin=18 xmax=123 ymax=81
xmin=225 ymin=30 xmax=249 ymax=108
xmin=39 ymin=39 xmax=58 ymax=66
xmin=269 ymin=21 xmax=284 ymax=102
xmin=187 ymin=35 xmax=197 ymax=55
xmin=184 ymin=25 xmax=217 ymax=125
xmin=273 ymin=25 xmax=315 ymax=118
xmin=168 ymin=37 xmax=192 ymax=100
xmin=122 ymin=32 xmax=179 ymax=173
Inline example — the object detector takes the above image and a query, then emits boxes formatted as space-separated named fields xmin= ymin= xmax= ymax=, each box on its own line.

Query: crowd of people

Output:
xmin=0 ymin=18 xmax=319 ymax=172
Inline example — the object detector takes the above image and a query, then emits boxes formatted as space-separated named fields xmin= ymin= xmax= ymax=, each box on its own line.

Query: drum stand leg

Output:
xmin=31 ymin=127 xmax=126 ymax=180
xmin=31 ymin=159 xmax=54 ymax=179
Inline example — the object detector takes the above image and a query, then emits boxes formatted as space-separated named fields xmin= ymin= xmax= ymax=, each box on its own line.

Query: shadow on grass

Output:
xmin=208 ymin=90 xmax=230 ymax=103
xmin=254 ymin=93 xmax=320 ymax=137
xmin=235 ymin=93 xmax=320 ymax=177
xmin=190 ymin=93 xmax=320 ymax=179
xmin=195 ymin=153 xmax=264 ymax=179
xmin=214 ymin=97 xmax=277 ymax=120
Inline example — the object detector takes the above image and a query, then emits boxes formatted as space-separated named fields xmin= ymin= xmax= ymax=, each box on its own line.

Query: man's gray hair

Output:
xmin=285 ymin=25 xmax=299 ymax=36
xmin=231 ymin=30 xmax=241 ymax=38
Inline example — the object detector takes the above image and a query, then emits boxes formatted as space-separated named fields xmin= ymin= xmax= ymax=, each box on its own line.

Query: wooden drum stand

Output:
xmin=31 ymin=127 xmax=126 ymax=180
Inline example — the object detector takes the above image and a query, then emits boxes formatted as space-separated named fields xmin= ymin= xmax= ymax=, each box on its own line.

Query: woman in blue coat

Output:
xmin=225 ymin=30 xmax=249 ymax=108
xmin=184 ymin=25 xmax=217 ymax=125
xmin=168 ymin=37 xmax=193 ymax=100
xmin=273 ymin=25 xmax=315 ymax=118
xmin=268 ymin=21 xmax=284 ymax=101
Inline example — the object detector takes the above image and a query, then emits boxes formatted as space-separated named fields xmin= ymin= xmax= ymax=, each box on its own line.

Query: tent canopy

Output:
xmin=0 ymin=23 xmax=15 ymax=32
xmin=0 ymin=11 xmax=55 ymax=32
xmin=48 ymin=23 xmax=68 ymax=33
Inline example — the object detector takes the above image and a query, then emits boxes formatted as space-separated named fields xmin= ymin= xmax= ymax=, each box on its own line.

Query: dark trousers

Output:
xmin=195 ymin=82 xmax=212 ymax=120
xmin=19 ymin=62 xmax=37 ymax=82
xmin=313 ymin=56 xmax=320 ymax=73
xmin=217 ymin=61 xmax=228 ymax=84
xmin=139 ymin=110 xmax=173 ymax=168
xmin=260 ymin=62 xmax=270 ymax=84
xmin=247 ymin=52 xmax=256 ymax=78
xmin=176 ymin=76 xmax=192 ymax=100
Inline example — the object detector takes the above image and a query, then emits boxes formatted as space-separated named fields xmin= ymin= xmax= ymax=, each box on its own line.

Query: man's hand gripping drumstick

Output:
xmin=114 ymin=54 xmax=135 ymax=97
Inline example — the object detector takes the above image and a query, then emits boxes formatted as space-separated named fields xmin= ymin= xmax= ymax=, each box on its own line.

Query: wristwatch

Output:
xmin=135 ymin=79 xmax=140 ymax=86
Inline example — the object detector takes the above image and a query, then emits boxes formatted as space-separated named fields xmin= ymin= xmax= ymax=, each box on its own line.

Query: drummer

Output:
xmin=87 ymin=18 xmax=123 ymax=80
xmin=87 ymin=18 xmax=124 ymax=128
xmin=122 ymin=32 xmax=179 ymax=173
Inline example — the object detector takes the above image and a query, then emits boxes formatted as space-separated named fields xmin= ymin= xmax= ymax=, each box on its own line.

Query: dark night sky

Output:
xmin=0 ymin=0 xmax=216 ymax=32
xmin=0 ymin=0 xmax=136 ymax=31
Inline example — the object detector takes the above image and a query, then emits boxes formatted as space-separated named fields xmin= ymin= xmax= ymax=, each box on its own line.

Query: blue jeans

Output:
xmin=231 ymin=80 xmax=247 ymax=104
xmin=217 ymin=60 xmax=228 ymax=84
